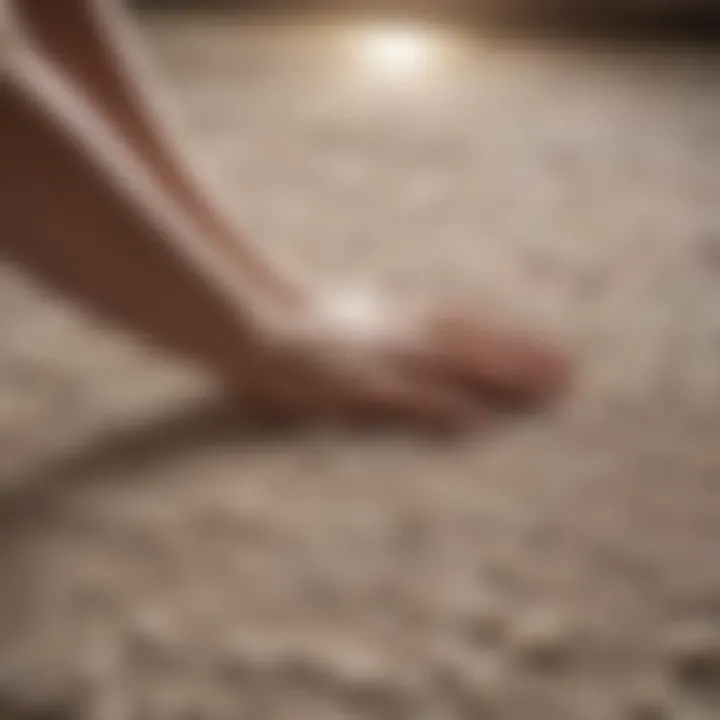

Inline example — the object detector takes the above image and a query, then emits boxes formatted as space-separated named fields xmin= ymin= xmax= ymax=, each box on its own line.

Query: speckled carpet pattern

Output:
xmin=0 ymin=13 xmax=719 ymax=719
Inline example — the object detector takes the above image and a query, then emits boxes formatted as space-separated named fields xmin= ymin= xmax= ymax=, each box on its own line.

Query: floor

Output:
xmin=0 ymin=11 xmax=719 ymax=719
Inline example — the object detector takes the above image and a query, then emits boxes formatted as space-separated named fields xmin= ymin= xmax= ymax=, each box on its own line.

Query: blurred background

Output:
xmin=135 ymin=0 xmax=720 ymax=36
xmin=0 ymin=1 xmax=719 ymax=719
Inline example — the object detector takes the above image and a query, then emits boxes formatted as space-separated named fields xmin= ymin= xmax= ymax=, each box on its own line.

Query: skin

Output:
xmin=1 ymin=0 xmax=571 ymax=431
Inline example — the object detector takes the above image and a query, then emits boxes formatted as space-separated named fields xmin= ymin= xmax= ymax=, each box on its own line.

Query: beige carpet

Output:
xmin=0 ymin=12 xmax=719 ymax=719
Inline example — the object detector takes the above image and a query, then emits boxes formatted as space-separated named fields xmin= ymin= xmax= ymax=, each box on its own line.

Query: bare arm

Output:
xmin=0 ymin=4 xmax=570 ymax=428
xmin=12 ymin=0 xmax=301 ymax=302
xmin=1 ymin=30 xmax=281 ymax=380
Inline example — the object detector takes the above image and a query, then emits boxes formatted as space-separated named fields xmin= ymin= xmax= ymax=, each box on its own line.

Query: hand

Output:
xmin=233 ymin=289 xmax=572 ymax=431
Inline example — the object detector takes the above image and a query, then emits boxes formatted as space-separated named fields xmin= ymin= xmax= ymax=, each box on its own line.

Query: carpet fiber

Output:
xmin=0 ymin=12 xmax=719 ymax=719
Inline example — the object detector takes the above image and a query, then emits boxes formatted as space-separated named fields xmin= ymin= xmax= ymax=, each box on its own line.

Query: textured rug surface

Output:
xmin=0 ymin=12 xmax=719 ymax=719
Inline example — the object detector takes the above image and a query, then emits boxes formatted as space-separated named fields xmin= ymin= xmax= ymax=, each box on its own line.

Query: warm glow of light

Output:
xmin=356 ymin=26 xmax=437 ymax=78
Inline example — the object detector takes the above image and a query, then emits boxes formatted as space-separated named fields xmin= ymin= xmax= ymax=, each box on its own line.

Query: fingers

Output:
xmin=348 ymin=372 xmax=487 ymax=432
xmin=414 ymin=312 xmax=573 ymax=407
xmin=236 ymin=300 xmax=572 ymax=432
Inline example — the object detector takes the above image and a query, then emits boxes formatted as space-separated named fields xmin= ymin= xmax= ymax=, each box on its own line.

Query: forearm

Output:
xmin=11 ymin=0 xmax=301 ymax=302
xmin=1 ymin=34 xmax=286 ymax=380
